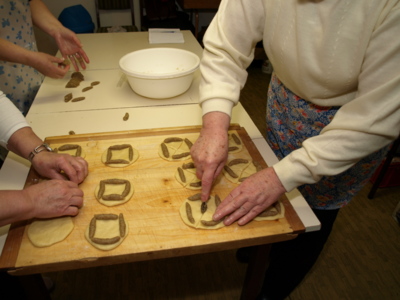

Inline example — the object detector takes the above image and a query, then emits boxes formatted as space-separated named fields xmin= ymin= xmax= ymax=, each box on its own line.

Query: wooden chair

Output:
xmin=368 ymin=135 xmax=400 ymax=199
xmin=95 ymin=0 xmax=138 ymax=33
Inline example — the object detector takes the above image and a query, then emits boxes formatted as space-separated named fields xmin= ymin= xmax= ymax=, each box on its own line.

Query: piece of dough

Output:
xmin=95 ymin=178 xmax=134 ymax=206
xmin=101 ymin=144 xmax=139 ymax=167
xmin=223 ymin=158 xmax=262 ymax=184
xmin=254 ymin=201 xmax=285 ymax=221
xmin=85 ymin=213 xmax=128 ymax=251
xmin=55 ymin=144 xmax=86 ymax=158
xmin=27 ymin=217 xmax=74 ymax=247
xmin=180 ymin=193 xmax=225 ymax=229
xmin=175 ymin=161 xmax=201 ymax=190
xmin=158 ymin=137 xmax=192 ymax=161
xmin=228 ymin=132 xmax=243 ymax=153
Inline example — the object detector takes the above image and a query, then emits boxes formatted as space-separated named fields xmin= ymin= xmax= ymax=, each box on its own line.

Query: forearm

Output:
xmin=30 ymin=0 xmax=64 ymax=38
xmin=7 ymin=127 xmax=43 ymax=161
xmin=0 ymin=38 xmax=36 ymax=66
xmin=202 ymin=111 xmax=231 ymax=131
xmin=0 ymin=190 xmax=33 ymax=227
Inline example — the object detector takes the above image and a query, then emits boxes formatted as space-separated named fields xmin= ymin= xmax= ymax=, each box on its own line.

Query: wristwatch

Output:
xmin=28 ymin=143 xmax=53 ymax=162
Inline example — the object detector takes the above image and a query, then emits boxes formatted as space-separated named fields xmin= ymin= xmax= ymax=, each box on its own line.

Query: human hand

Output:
xmin=31 ymin=152 xmax=88 ymax=184
xmin=191 ymin=112 xmax=231 ymax=201
xmin=23 ymin=180 xmax=84 ymax=218
xmin=54 ymin=27 xmax=90 ymax=71
xmin=213 ymin=167 xmax=286 ymax=226
xmin=31 ymin=52 xmax=70 ymax=78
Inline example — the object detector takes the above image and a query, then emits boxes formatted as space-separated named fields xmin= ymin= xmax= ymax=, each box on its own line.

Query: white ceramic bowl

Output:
xmin=119 ymin=48 xmax=200 ymax=99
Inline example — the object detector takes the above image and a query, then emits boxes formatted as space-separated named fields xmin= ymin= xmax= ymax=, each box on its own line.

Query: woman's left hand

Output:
xmin=213 ymin=167 xmax=287 ymax=226
xmin=54 ymin=27 xmax=90 ymax=71
xmin=31 ymin=151 xmax=88 ymax=184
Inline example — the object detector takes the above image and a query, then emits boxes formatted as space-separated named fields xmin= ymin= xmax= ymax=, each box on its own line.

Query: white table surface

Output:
xmin=0 ymin=31 xmax=320 ymax=256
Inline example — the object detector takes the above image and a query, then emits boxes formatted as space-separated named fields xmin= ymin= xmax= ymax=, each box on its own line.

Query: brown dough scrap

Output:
xmin=71 ymin=97 xmax=85 ymax=102
xmin=82 ymin=86 xmax=93 ymax=92
xmin=179 ymin=194 xmax=225 ymax=230
xmin=158 ymin=137 xmax=193 ymax=161
xmin=228 ymin=131 xmax=243 ymax=153
xmin=54 ymin=144 xmax=85 ymax=158
xmin=254 ymin=201 xmax=285 ymax=221
xmin=85 ymin=213 xmax=129 ymax=250
xmin=64 ymin=93 xmax=73 ymax=102
xmin=94 ymin=178 xmax=134 ymax=206
xmin=60 ymin=58 xmax=70 ymax=66
xmin=101 ymin=144 xmax=139 ymax=167
xmin=65 ymin=72 xmax=84 ymax=88
xmin=222 ymin=158 xmax=262 ymax=184
xmin=71 ymin=71 xmax=84 ymax=80
xmin=175 ymin=161 xmax=201 ymax=190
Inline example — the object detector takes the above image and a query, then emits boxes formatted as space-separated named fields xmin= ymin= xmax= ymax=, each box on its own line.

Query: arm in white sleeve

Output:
xmin=0 ymin=91 xmax=30 ymax=148
xmin=199 ymin=0 xmax=265 ymax=117
xmin=274 ymin=4 xmax=400 ymax=192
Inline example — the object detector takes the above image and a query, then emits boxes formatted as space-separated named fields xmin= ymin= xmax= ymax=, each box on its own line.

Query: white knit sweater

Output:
xmin=199 ymin=0 xmax=400 ymax=192
xmin=0 ymin=91 xmax=30 ymax=148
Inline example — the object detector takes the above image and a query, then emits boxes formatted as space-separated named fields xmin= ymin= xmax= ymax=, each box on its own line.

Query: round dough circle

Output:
xmin=223 ymin=159 xmax=259 ymax=184
xmin=27 ymin=217 xmax=74 ymax=247
xmin=101 ymin=145 xmax=139 ymax=167
xmin=175 ymin=162 xmax=201 ymax=190
xmin=94 ymin=179 xmax=134 ymax=206
xmin=84 ymin=216 xmax=129 ymax=251
xmin=158 ymin=137 xmax=192 ymax=161
xmin=254 ymin=201 xmax=285 ymax=221
xmin=180 ymin=195 xmax=225 ymax=229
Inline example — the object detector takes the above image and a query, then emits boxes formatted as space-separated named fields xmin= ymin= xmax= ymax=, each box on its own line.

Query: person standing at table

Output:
xmin=190 ymin=1 xmax=400 ymax=299
xmin=0 ymin=90 xmax=88 ymax=226
xmin=0 ymin=0 xmax=90 ymax=116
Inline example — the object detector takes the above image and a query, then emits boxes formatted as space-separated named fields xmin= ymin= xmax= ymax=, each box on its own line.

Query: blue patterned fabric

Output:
xmin=266 ymin=73 xmax=389 ymax=209
xmin=0 ymin=0 xmax=44 ymax=115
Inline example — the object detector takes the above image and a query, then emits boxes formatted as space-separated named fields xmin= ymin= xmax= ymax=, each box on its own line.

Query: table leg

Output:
xmin=19 ymin=274 xmax=51 ymax=300
xmin=240 ymin=244 xmax=271 ymax=300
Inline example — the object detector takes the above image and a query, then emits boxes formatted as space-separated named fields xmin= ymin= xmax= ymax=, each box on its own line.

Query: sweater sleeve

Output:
xmin=0 ymin=91 xmax=30 ymax=148
xmin=274 ymin=4 xmax=400 ymax=192
xmin=199 ymin=0 xmax=265 ymax=117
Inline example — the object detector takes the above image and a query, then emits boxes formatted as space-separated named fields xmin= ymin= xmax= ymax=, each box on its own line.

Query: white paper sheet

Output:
xmin=149 ymin=28 xmax=184 ymax=44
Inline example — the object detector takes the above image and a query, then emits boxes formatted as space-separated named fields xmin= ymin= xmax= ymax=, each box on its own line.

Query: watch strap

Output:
xmin=28 ymin=143 xmax=53 ymax=162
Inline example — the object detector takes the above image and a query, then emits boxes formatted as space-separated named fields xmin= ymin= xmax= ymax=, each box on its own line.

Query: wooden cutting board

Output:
xmin=2 ymin=125 xmax=304 ymax=275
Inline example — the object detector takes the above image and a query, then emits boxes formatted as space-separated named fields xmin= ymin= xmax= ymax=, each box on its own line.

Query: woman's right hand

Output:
xmin=24 ymin=179 xmax=84 ymax=219
xmin=31 ymin=52 xmax=70 ymax=78
xmin=191 ymin=112 xmax=231 ymax=201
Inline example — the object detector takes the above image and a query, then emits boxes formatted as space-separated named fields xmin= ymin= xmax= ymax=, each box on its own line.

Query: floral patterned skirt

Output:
xmin=266 ymin=73 xmax=389 ymax=209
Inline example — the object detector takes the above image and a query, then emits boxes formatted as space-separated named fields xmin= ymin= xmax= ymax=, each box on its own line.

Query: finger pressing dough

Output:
xmin=175 ymin=161 xmax=201 ymax=190
xmin=223 ymin=158 xmax=262 ymax=184
xmin=101 ymin=144 xmax=139 ymax=167
xmin=159 ymin=137 xmax=192 ymax=161
xmin=95 ymin=178 xmax=134 ymax=206
xmin=180 ymin=193 xmax=225 ymax=229
xmin=55 ymin=144 xmax=86 ymax=158
xmin=254 ymin=201 xmax=285 ymax=221
xmin=85 ymin=213 xmax=128 ymax=251
xmin=27 ymin=217 xmax=74 ymax=247
xmin=228 ymin=132 xmax=243 ymax=153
